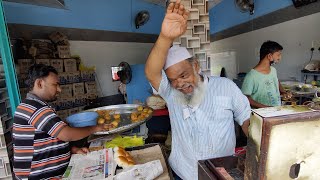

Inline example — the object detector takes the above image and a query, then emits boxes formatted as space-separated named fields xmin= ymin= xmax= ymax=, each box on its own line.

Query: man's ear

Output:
xmin=194 ymin=59 xmax=200 ymax=73
xmin=267 ymin=53 xmax=273 ymax=61
xmin=34 ymin=79 xmax=43 ymax=89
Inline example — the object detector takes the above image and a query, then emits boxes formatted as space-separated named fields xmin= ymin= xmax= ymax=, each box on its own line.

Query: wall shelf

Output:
xmin=194 ymin=52 xmax=207 ymax=61
xmin=173 ymin=0 xmax=211 ymax=75
xmin=189 ymin=9 xmax=200 ymax=20
xmin=192 ymin=0 xmax=205 ymax=5
xmin=301 ymin=71 xmax=320 ymax=83
xmin=187 ymin=37 xmax=201 ymax=48
xmin=193 ymin=24 xmax=206 ymax=34
xmin=199 ymin=14 xmax=209 ymax=22
xmin=200 ymin=43 xmax=210 ymax=50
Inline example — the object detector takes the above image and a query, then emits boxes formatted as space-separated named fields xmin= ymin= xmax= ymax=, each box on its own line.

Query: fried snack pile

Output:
xmin=130 ymin=106 xmax=153 ymax=123
xmin=96 ymin=110 xmax=120 ymax=130
xmin=95 ymin=106 xmax=153 ymax=132
xmin=114 ymin=147 xmax=135 ymax=168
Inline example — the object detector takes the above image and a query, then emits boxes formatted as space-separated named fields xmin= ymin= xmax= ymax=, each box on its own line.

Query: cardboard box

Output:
xmin=35 ymin=59 xmax=50 ymax=66
xmin=58 ymin=97 xmax=74 ymax=110
xmin=18 ymin=74 xmax=29 ymax=88
xmin=73 ymin=82 xmax=84 ymax=95
xmin=18 ymin=59 xmax=34 ymax=74
xmin=56 ymin=109 xmax=69 ymax=121
xmin=50 ymin=59 xmax=63 ymax=73
xmin=64 ymin=59 xmax=77 ymax=72
xmin=57 ymin=45 xmax=71 ymax=58
xmin=49 ymin=32 xmax=69 ymax=45
xmin=59 ymin=72 xmax=75 ymax=84
xmin=86 ymin=93 xmax=98 ymax=101
xmin=85 ymin=82 xmax=97 ymax=94
xmin=69 ymin=71 xmax=81 ymax=83
xmin=59 ymin=72 xmax=69 ymax=85
xmin=81 ymin=70 xmax=95 ymax=82
xmin=74 ymin=95 xmax=87 ymax=107
xmin=68 ymin=107 xmax=80 ymax=116
xmin=59 ymin=84 xmax=73 ymax=98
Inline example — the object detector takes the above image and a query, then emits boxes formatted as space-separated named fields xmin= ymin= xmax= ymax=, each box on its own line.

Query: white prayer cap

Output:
xmin=164 ymin=46 xmax=192 ymax=70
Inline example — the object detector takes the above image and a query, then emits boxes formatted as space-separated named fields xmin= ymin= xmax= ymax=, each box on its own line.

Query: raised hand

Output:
xmin=161 ymin=0 xmax=190 ymax=40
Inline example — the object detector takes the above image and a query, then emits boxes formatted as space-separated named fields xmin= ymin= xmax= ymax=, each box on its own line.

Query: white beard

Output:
xmin=173 ymin=75 xmax=206 ymax=107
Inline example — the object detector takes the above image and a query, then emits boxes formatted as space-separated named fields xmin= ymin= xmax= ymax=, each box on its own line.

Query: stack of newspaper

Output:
xmin=62 ymin=146 xmax=166 ymax=180
xmin=62 ymin=148 xmax=115 ymax=180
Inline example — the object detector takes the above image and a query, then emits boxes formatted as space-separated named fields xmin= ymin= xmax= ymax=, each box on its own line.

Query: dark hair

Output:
xmin=26 ymin=64 xmax=58 ymax=90
xmin=260 ymin=41 xmax=283 ymax=60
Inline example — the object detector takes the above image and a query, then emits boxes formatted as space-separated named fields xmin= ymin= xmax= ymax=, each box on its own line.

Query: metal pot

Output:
xmin=303 ymin=90 xmax=320 ymax=110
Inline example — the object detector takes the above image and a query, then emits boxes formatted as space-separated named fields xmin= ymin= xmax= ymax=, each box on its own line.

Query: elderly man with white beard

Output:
xmin=145 ymin=1 xmax=251 ymax=179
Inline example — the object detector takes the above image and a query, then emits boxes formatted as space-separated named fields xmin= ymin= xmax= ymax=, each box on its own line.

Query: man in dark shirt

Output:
xmin=13 ymin=64 xmax=107 ymax=179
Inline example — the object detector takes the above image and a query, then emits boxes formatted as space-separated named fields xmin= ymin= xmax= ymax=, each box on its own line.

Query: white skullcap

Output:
xmin=164 ymin=46 xmax=192 ymax=70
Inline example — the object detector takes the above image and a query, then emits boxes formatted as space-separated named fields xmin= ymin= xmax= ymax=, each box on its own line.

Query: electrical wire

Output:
xmin=309 ymin=50 xmax=314 ymax=62
xmin=94 ymin=72 xmax=104 ymax=97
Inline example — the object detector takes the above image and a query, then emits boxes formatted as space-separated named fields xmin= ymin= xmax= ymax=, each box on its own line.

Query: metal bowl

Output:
xmin=86 ymin=104 xmax=153 ymax=135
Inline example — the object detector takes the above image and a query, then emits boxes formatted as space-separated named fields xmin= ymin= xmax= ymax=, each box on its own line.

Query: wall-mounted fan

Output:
xmin=135 ymin=10 xmax=150 ymax=29
xmin=235 ymin=0 xmax=255 ymax=15
xmin=117 ymin=62 xmax=132 ymax=84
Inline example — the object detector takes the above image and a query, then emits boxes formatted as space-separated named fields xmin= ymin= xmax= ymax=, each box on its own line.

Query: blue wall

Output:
xmin=209 ymin=0 xmax=293 ymax=34
xmin=126 ymin=64 xmax=152 ymax=104
xmin=3 ymin=0 xmax=165 ymax=34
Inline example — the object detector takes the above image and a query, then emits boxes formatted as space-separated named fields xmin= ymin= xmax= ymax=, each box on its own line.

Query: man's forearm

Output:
xmin=246 ymin=95 xmax=269 ymax=109
xmin=279 ymin=81 xmax=286 ymax=94
xmin=57 ymin=126 xmax=96 ymax=142
xmin=241 ymin=119 xmax=250 ymax=137
xmin=145 ymin=34 xmax=173 ymax=89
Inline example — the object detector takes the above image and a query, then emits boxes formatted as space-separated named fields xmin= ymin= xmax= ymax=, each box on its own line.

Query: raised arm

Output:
xmin=145 ymin=0 xmax=189 ymax=90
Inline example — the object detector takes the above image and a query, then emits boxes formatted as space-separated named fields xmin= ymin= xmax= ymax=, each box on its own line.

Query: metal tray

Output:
xmin=86 ymin=104 xmax=152 ymax=135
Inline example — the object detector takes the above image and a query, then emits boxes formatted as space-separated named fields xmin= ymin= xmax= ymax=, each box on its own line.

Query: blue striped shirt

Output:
xmin=157 ymin=71 xmax=250 ymax=180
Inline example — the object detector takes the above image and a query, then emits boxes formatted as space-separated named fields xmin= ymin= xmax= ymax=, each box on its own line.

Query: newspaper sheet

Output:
xmin=62 ymin=148 xmax=115 ymax=180
xmin=114 ymin=160 xmax=163 ymax=180
xmin=121 ymin=145 xmax=170 ymax=180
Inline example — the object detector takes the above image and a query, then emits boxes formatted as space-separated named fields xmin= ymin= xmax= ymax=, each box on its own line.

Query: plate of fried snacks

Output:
xmin=87 ymin=104 xmax=153 ymax=135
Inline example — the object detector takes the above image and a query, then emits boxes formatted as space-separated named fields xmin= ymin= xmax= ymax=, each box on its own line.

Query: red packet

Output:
xmin=235 ymin=146 xmax=246 ymax=155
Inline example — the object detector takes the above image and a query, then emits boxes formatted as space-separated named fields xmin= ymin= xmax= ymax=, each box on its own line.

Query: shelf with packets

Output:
xmin=0 ymin=155 xmax=12 ymax=180
xmin=17 ymin=58 xmax=98 ymax=120
xmin=0 ymin=84 xmax=13 ymax=179
xmin=19 ymin=77 xmax=98 ymax=122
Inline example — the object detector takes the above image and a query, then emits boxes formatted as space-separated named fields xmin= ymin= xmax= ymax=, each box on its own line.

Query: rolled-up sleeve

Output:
xmin=231 ymin=82 xmax=251 ymax=126
xmin=30 ymin=107 xmax=67 ymax=138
